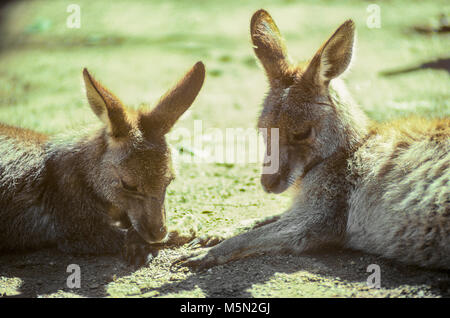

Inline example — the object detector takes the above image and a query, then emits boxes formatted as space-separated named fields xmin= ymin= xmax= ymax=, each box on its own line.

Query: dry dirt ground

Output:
xmin=1 ymin=244 xmax=449 ymax=298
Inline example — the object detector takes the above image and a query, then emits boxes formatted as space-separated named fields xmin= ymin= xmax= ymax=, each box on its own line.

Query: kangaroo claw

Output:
xmin=123 ymin=229 xmax=158 ymax=267
xmin=171 ymin=249 xmax=216 ymax=272
xmin=124 ymin=243 xmax=158 ymax=267
xmin=187 ymin=235 xmax=225 ymax=249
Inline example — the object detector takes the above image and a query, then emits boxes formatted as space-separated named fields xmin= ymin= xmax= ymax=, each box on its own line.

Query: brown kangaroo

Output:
xmin=174 ymin=10 xmax=450 ymax=270
xmin=0 ymin=62 xmax=205 ymax=266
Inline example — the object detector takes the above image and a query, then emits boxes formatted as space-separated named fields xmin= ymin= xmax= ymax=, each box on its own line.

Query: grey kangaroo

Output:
xmin=174 ymin=10 xmax=449 ymax=270
xmin=0 ymin=62 xmax=205 ymax=265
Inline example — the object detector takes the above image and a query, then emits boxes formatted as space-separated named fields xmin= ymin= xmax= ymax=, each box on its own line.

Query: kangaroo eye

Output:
xmin=292 ymin=127 xmax=312 ymax=142
xmin=121 ymin=179 xmax=138 ymax=192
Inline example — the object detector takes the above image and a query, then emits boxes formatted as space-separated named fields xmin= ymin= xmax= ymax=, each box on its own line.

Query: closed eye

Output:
xmin=121 ymin=179 xmax=138 ymax=193
xmin=316 ymin=102 xmax=333 ymax=108
xmin=292 ymin=127 xmax=312 ymax=142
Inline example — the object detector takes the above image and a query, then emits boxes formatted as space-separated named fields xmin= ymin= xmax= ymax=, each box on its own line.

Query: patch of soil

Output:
xmin=1 ymin=246 xmax=449 ymax=298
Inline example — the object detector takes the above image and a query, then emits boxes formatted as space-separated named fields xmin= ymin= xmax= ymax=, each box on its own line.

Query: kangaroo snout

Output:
xmin=261 ymin=172 xmax=289 ymax=194
xmin=133 ymin=214 xmax=168 ymax=244
xmin=146 ymin=224 xmax=168 ymax=243
xmin=125 ymin=196 xmax=168 ymax=244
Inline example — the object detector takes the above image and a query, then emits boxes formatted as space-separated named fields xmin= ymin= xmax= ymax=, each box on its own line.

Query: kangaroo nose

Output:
xmin=156 ymin=226 xmax=168 ymax=240
xmin=148 ymin=225 xmax=167 ymax=243
xmin=261 ymin=174 xmax=279 ymax=193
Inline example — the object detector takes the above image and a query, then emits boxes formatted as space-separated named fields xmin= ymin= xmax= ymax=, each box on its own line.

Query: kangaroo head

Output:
xmin=251 ymin=10 xmax=355 ymax=194
xmin=82 ymin=62 xmax=205 ymax=243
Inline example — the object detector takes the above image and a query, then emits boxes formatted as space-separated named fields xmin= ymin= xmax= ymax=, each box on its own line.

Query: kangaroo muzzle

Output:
xmin=127 ymin=198 xmax=168 ymax=244
xmin=261 ymin=161 xmax=292 ymax=194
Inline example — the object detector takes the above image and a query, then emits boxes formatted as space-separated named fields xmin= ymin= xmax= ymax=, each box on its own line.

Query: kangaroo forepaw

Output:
xmin=124 ymin=243 xmax=158 ymax=267
xmin=187 ymin=234 xmax=225 ymax=249
xmin=123 ymin=229 xmax=158 ymax=267
xmin=171 ymin=249 xmax=218 ymax=272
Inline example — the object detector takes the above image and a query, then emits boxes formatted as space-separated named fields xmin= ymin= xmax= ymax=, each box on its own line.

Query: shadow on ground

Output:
xmin=380 ymin=58 xmax=450 ymax=76
xmin=151 ymin=247 xmax=450 ymax=298
xmin=4 ymin=245 xmax=448 ymax=297
xmin=0 ymin=248 xmax=134 ymax=297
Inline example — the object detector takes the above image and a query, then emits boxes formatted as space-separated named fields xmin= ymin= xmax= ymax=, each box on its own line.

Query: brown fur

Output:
xmin=0 ymin=62 xmax=205 ymax=265
xmin=174 ymin=10 xmax=449 ymax=271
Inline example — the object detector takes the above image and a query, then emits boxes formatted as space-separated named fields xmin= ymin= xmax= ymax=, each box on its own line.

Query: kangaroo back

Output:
xmin=0 ymin=124 xmax=53 ymax=250
xmin=347 ymin=118 xmax=450 ymax=268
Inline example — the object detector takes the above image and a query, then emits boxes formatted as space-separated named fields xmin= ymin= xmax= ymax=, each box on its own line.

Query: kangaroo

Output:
xmin=0 ymin=61 xmax=205 ymax=266
xmin=174 ymin=10 xmax=450 ymax=271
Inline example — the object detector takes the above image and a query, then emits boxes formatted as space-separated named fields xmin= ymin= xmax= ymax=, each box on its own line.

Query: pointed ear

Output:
xmin=250 ymin=9 xmax=290 ymax=82
xmin=139 ymin=61 xmax=205 ymax=137
xmin=304 ymin=20 xmax=355 ymax=87
xmin=83 ymin=68 xmax=131 ymax=138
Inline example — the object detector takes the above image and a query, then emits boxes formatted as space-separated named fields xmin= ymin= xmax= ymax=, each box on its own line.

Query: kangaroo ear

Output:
xmin=250 ymin=9 xmax=290 ymax=82
xmin=304 ymin=20 xmax=355 ymax=87
xmin=83 ymin=68 xmax=131 ymax=138
xmin=139 ymin=61 xmax=205 ymax=137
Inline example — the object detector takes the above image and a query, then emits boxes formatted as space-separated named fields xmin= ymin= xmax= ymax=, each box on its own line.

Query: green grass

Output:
xmin=0 ymin=0 xmax=448 ymax=244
